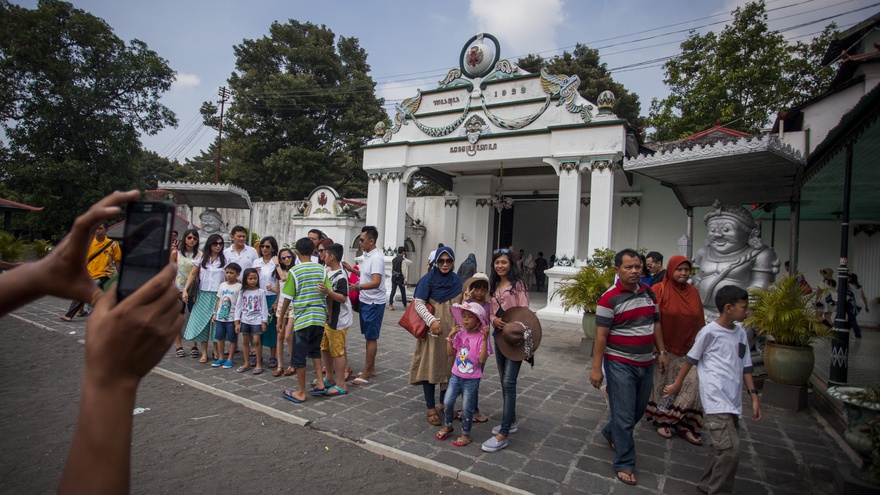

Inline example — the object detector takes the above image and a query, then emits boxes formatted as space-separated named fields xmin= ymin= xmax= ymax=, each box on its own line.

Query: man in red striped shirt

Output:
xmin=590 ymin=248 xmax=668 ymax=487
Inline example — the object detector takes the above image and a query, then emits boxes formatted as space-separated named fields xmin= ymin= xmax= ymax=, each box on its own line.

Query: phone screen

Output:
xmin=117 ymin=202 xmax=174 ymax=299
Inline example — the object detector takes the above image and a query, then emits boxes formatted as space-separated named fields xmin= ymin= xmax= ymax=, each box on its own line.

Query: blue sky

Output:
xmin=14 ymin=0 xmax=880 ymax=161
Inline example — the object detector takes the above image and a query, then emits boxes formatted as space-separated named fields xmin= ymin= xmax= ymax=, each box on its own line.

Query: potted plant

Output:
xmin=551 ymin=248 xmax=616 ymax=339
xmin=828 ymin=385 xmax=880 ymax=486
xmin=745 ymin=274 xmax=832 ymax=386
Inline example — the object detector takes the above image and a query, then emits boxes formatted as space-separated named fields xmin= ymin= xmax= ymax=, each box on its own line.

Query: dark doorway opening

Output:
xmin=492 ymin=206 xmax=514 ymax=250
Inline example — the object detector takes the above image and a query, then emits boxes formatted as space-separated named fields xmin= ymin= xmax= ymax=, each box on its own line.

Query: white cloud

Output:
xmin=468 ymin=0 xmax=564 ymax=57
xmin=172 ymin=72 xmax=201 ymax=90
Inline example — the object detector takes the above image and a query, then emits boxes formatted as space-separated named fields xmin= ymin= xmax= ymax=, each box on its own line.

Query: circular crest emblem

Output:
xmin=459 ymin=33 xmax=501 ymax=79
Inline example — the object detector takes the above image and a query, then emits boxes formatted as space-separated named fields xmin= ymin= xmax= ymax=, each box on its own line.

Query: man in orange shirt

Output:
xmin=60 ymin=222 xmax=120 ymax=321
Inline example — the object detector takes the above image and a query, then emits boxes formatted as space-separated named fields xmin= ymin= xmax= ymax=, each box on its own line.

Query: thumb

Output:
xmin=91 ymin=282 xmax=118 ymax=318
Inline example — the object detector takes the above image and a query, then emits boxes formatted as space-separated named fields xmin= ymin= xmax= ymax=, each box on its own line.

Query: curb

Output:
xmin=13 ymin=311 xmax=526 ymax=494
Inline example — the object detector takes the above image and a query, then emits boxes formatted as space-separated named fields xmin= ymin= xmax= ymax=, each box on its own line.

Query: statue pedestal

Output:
xmin=762 ymin=379 xmax=807 ymax=411
xmin=835 ymin=464 xmax=880 ymax=495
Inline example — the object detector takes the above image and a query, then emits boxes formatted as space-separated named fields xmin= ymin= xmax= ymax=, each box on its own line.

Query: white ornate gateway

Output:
xmin=362 ymin=34 xmax=642 ymax=321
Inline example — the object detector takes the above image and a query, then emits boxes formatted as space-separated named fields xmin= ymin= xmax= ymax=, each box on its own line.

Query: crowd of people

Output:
xmin=11 ymin=193 xmax=869 ymax=492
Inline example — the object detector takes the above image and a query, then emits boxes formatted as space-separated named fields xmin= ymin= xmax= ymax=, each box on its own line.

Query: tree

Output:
xmin=0 ymin=0 xmax=177 ymax=236
xmin=517 ymin=45 xmax=644 ymax=130
xmin=646 ymin=0 xmax=837 ymax=141
xmin=201 ymin=20 xmax=385 ymax=202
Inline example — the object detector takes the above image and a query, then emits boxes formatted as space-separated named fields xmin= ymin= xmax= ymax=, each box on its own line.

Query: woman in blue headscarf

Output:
xmin=409 ymin=247 xmax=463 ymax=426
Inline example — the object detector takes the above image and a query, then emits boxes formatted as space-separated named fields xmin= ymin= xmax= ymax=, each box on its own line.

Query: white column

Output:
xmin=554 ymin=160 xmax=584 ymax=262
xmin=366 ymin=172 xmax=387 ymax=246
xmin=443 ymin=196 xmax=459 ymax=255
xmin=383 ymin=170 xmax=408 ymax=253
xmin=538 ymin=158 xmax=585 ymax=324
xmin=587 ymin=158 xmax=617 ymax=253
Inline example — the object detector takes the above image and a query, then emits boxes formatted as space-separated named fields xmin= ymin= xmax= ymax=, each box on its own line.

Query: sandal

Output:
xmin=190 ymin=346 xmax=200 ymax=358
xmin=198 ymin=355 xmax=208 ymax=364
xmin=435 ymin=427 xmax=453 ymax=440
xmin=616 ymin=470 xmax=637 ymax=486
xmin=676 ymin=427 xmax=703 ymax=446
xmin=343 ymin=367 xmax=353 ymax=381
xmin=272 ymin=367 xmax=284 ymax=377
xmin=283 ymin=366 xmax=295 ymax=376
xmin=657 ymin=426 xmax=672 ymax=439
xmin=453 ymin=436 xmax=472 ymax=447
xmin=175 ymin=347 xmax=185 ymax=358
xmin=269 ymin=357 xmax=278 ymax=369
xmin=427 ymin=409 xmax=442 ymax=426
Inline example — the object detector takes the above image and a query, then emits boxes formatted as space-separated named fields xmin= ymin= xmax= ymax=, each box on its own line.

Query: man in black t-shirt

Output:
xmin=389 ymin=246 xmax=408 ymax=310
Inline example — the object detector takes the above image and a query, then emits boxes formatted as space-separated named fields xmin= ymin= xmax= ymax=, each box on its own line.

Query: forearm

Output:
xmin=591 ymin=327 xmax=609 ymax=372
xmin=743 ymin=373 xmax=757 ymax=391
xmin=58 ymin=374 xmax=139 ymax=495
xmin=673 ymin=362 xmax=693 ymax=387
xmin=358 ymin=274 xmax=382 ymax=291
xmin=413 ymin=298 xmax=437 ymax=326
xmin=0 ymin=262 xmax=50 ymax=314
xmin=328 ymin=291 xmax=347 ymax=303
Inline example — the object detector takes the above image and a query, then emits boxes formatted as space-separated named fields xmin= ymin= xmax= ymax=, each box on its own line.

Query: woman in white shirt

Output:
xmin=252 ymin=236 xmax=279 ymax=368
xmin=183 ymin=234 xmax=227 ymax=363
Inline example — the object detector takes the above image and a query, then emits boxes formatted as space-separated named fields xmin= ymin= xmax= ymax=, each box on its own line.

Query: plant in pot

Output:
xmin=551 ymin=248 xmax=616 ymax=340
xmin=828 ymin=384 xmax=880 ymax=486
xmin=744 ymin=274 xmax=832 ymax=386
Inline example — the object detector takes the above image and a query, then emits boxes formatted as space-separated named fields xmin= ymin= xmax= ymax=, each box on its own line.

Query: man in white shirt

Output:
xmin=224 ymin=226 xmax=258 ymax=279
xmin=347 ymin=225 xmax=386 ymax=386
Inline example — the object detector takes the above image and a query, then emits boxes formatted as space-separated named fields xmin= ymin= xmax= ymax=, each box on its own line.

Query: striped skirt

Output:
xmin=646 ymin=352 xmax=703 ymax=434
xmin=183 ymin=290 xmax=218 ymax=342
xmin=261 ymin=294 xmax=278 ymax=348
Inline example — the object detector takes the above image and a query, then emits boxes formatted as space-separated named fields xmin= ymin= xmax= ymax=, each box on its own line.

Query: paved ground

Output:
xmin=5 ymin=295 xmax=860 ymax=494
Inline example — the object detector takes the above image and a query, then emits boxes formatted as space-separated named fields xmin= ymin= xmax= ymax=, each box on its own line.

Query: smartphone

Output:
xmin=117 ymin=201 xmax=175 ymax=300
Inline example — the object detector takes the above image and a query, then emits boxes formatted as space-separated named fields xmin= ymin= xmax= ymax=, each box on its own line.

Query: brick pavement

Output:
xmin=12 ymin=295 xmax=855 ymax=494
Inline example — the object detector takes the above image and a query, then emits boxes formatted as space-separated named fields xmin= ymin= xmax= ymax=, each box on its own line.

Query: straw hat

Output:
xmin=463 ymin=272 xmax=490 ymax=293
xmin=820 ymin=268 xmax=834 ymax=282
xmin=496 ymin=307 xmax=542 ymax=362
xmin=450 ymin=302 xmax=489 ymax=333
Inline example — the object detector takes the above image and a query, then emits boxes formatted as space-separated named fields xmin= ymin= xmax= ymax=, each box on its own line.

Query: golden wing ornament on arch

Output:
xmin=392 ymin=90 xmax=422 ymax=130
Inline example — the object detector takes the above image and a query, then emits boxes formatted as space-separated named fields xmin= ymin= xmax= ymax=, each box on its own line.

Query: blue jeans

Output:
xmin=495 ymin=335 xmax=522 ymax=436
xmin=444 ymin=375 xmax=480 ymax=435
xmin=602 ymin=358 xmax=654 ymax=471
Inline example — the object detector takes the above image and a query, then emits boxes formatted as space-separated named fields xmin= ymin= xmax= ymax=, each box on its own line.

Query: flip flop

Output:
xmin=343 ymin=367 xmax=353 ymax=381
xmin=310 ymin=377 xmax=333 ymax=388
xmin=350 ymin=377 xmax=370 ymax=386
xmin=435 ymin=428 xmax=453 ymax=441
xmin=676 ymin=427 xmax=703 ymax=446
xmin=252 ymin=367 xmax=264 ymax=375
xmin=236 ymin=365 xmax=252 ymax=373
xmin=324 ymin=385 xmax=347 ymax=397
xmin=616 ymin=470 xmax=637 ymax=486
xmin=282 ymin=389 xmax=304 ymax=403
xmin=308 ymin=386 xmax=328 ymax=396
xmin=453 ymin=437 xmax=473 ymax=447
xmin=657 ymin=426 xmax=673 ymax=438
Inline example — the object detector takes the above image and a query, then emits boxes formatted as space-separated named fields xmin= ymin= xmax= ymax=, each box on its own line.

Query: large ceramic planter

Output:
xmin=582 ymin=312 xmax=597 ymax=340
xmin=763 ymin=341 xmax=814 ymax=386
xmin=828 ymin=386 xmax=880 ymax=486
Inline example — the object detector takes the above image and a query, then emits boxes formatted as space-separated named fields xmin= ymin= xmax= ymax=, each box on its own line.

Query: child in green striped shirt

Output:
xmin=279 ymin=237 xmax=331 ymax=403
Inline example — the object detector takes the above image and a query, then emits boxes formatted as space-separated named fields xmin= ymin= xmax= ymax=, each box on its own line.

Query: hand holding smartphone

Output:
xmin=117 ymin=201 xmax=175 ymax=300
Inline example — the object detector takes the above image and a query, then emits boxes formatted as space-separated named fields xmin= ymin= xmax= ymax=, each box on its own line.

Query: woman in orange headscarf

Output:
xmin=645 ymin=255 xmax=705 ymax=445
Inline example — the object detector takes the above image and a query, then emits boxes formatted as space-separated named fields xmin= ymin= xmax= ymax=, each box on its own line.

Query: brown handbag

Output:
xmin=398 ymin=301 xmax=434 ymax=339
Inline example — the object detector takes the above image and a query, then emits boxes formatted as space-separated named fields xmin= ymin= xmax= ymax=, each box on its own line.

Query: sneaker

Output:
xmin=211 ymin=358 xmax=224 ymax=367
xmin=491 ymin=422 xmax=519 ymax=435
xmin=222 ymin=360 xmax=234 ymax=369
xmin=481 ymin=436 xmax=509 ymax=453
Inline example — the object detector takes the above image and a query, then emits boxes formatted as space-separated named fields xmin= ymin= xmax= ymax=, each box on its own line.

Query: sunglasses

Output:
xmin=212 ymin=241 xmax=224 ymax=246
xmin=493 ymin=248 xmax=510 ymax=255
xmin=280 ymin=255 xmax=292 ymax=260
xmin=261 ymin=244 xmax=273 ymax=249
xmin=186 ymin=236 xmax=197 ymax=240
xmin=317 ymin=249 xmax=325 ymax=253
xmin=436 ymin=258 xmax=453 ymax=265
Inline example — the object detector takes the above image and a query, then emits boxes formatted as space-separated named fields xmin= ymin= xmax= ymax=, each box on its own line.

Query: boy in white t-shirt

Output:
xmin=316 ymin=243 xmax=351 ymax=397
xmin=664 ymin=285 xmax=762 ymax=495
xmin=211 ymin=263 xmax=242 ymax=369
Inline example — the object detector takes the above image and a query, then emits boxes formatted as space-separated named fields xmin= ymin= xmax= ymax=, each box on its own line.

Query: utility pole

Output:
xmin=215 ymin=86 xmax=229 ymax=184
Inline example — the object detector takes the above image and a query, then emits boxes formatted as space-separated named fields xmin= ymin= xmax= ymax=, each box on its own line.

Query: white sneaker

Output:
xmin=481 ymin=436 xmax=509 ymax=453
xmin=491 ymin=422 xmax=518 ymax=435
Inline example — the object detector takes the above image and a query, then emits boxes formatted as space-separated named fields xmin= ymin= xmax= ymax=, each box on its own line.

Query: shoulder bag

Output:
xmin=399 ymin=277 xmax=434 ymax=339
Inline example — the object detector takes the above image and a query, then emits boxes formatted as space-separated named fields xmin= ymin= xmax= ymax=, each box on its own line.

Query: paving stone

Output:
xmin=430 ymin=449 xmax=476 ymax=471
xmin=544 ymin=433 xmax=586 ymax=454
xmin=662 ymin=476 xmax=700 ymax=494
xmin=531 ymin=445 xmax=577 ymax=467
xmin=733 ymin=477 xmax=771 ymax=494
xmin=667 ymin=461 xmax=704 ymax=481
xmin=506 ymin=472 xmax=560 ymax=495
xmin=521 ymin=459 xmax=569 ymax=482
xmin=566 ymin=469 xmax=613 ymax=494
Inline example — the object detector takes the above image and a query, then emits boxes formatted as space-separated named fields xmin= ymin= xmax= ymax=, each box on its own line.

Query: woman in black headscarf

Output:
xmin=409 ymin=247 xmax=463 ymax=426
xmin=457 ymin=253 xmax=477 ymax=281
